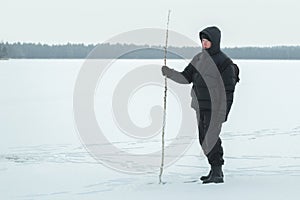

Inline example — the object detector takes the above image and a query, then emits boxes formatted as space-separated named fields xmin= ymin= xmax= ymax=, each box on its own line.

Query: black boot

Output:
xmin=200 ymin=166 xmax=224 ymax=181
xmin=200 ymin=170 xmax=212 ymax=181
xmin=202 ymin=166 xmax=224 ymax=184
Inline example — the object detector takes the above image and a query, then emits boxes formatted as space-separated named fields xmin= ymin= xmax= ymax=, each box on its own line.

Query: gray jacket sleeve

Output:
xmin=166 ymin=63 xmax=196 ymax=84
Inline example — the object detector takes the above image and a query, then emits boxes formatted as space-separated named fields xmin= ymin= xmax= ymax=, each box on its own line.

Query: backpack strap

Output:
xmin=219 ymin=58 xmax=240 ymax=83
xmin=219 ymin=58 xmax=233 ymax=74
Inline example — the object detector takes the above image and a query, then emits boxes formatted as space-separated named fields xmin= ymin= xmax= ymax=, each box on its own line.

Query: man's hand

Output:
xmin=161 ymin=65 xmax=173 ymax=77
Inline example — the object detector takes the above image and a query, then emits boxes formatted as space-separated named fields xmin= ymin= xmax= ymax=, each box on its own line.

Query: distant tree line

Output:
xmin=1 ymin=42 xmax=300 ymax=59
xmin=0 ymin=43 xmax=8 ymax=59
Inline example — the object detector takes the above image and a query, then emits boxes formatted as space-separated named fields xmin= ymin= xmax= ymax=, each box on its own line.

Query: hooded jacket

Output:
xmin=180 ymin=26 xmax=239 ymax=120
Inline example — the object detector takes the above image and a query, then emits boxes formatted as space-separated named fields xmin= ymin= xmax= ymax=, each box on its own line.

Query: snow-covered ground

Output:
xmin=0 ymin=59 xmax=299 ymax=199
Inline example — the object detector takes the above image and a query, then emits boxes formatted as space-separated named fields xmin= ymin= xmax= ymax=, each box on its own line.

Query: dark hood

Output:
xmin=199 ymin=26 xmax=221 ymax=55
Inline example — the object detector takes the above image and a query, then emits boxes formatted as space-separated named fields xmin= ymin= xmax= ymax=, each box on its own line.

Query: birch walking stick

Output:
xmin=159 ymin=10 xmax=171 ymax=184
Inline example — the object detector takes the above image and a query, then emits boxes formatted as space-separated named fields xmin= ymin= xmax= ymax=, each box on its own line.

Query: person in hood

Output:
xmin=161 ymin=26 xmax=239 ymax=184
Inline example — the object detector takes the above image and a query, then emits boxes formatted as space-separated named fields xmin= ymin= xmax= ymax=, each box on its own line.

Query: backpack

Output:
xmin=232 ymin=63 xmax=240 ymax=83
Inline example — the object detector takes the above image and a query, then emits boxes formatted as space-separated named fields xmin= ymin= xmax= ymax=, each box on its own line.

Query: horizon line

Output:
xmin=1 ymin=41 xmax=300 ymax=49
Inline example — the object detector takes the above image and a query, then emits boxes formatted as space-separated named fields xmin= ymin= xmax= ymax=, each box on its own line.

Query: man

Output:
xmin=161 ymin=26 xmax=239 ymax=184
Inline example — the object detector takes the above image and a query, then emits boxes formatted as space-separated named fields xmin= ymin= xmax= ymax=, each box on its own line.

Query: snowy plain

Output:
xmin=0 ymin=59 xmax=299 ymax=200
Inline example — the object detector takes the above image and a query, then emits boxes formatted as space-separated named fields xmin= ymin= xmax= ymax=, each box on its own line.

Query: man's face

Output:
xmin=201 ymin=39 xmax=212 ymax=49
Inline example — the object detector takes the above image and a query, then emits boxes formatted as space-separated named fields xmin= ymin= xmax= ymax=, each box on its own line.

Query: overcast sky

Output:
xmin=1 ymin=0 xmax=299 ymax=47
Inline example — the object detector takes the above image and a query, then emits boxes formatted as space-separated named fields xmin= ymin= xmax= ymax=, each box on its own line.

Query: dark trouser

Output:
xmin=196 ymin=110 xmax=224 ymax=166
